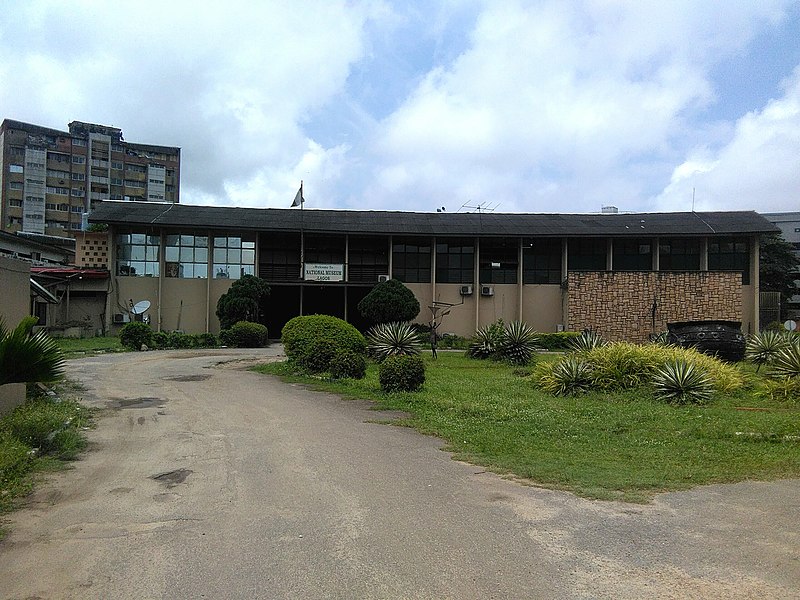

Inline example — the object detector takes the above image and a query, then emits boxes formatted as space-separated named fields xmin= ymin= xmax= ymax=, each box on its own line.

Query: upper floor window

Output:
xmin=612 ymin=238 xmax=652 ymax=271
xmin=479 ymin=238 xmax=518 ymax=284
xmin=568 ymin=238 xmax=607 ymax=271
xmin=213 ymin=234 xmax=255 ymax=279
xmin=116 ymin=231 xmax=160 ymax=277
xmin=659 ymin=238 xmax=701 ymax=271
xmin=436 ymin=238 xmax=474 ymax=284
xmin=708 ymin=236 xmax=750 ymax=285
xmin=348 ymin=236 xmax=389 ymax=283
xmin=392 ymin=237 xmax=431 ymax=283
xmin=523 ymin=238 xmax=562 ymax=284
xmin=165 ymin=233 xmax=208 ymax=278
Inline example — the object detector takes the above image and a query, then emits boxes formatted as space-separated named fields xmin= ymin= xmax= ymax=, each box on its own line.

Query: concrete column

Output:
xmin=517 ymin=237 xmax=523 ymax=321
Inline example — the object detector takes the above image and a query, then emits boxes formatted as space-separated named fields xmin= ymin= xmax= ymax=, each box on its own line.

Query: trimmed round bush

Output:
xmin=281 ymin=315 xmax=366 ymax=372
xmin=329 ymin=350 xmax=367 ymax=380
xmin=222 ymin=321 xmax=268 ymax=348
xmin=379 ymin=355 xmax=426 ymax=392
xmin=119 ymin=321 xmax=153 ymax=351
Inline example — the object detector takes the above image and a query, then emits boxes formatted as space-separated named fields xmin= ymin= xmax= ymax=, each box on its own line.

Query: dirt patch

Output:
xmin=110 ymin=397 xmax=163 ymax=409
xmin=163 ymin=374 xmax=212 ymax=382
xmin=150 ymin=468 xmax=192 ymax=487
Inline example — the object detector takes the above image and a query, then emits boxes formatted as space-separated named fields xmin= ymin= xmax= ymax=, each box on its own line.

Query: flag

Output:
xmin=291 ymin=182 xmax=304 ymax=207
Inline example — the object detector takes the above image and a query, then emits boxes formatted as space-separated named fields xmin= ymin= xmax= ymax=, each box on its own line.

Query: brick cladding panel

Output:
xmin=567 ymin=272 xmax=742 ymax=343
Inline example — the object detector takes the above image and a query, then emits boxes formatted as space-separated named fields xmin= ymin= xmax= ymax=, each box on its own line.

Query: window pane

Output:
xmin=195 ymin=247 xmax=208 ymax=263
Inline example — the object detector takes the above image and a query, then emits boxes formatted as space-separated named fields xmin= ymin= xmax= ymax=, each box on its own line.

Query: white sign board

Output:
xmin=304 ymin=263 xmax=344 ymax=282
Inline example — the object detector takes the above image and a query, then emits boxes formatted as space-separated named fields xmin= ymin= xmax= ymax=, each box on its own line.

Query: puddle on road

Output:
xmin=111 ymin=397 xmax=163 ymax=409
xmin=163 ymin=374 xmax=212 ymax=382
xmin=150 ymin=468 xmax=193 ymax=487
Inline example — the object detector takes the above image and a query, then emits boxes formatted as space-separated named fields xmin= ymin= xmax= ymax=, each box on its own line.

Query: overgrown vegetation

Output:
xmin=255 ymin=353 xmax=800 ymax=502
xmin=0 ymin=387 xmax=92 ymax=516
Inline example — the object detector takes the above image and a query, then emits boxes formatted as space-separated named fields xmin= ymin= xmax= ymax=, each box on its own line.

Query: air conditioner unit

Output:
xmin=481 ymin=285 xmax=494 ymax=297
xmin=112 ymin=313 xmax=129 ymax=324
xmin=378 ymin=274 xmax=390 ymax=283
xmin=459 ymin=285 xmax=473 ymax=296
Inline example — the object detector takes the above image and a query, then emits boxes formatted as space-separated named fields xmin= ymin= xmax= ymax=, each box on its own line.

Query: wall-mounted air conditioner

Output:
xmin=481 ymin=285 xmax=494 ymax=297
xmin=112 ymin=313 xmax=129 ymax=324
xmin=460 ymin=285 xmax=473 ymax=296
xmin=378 ymin=274 xmax=390 ymax=283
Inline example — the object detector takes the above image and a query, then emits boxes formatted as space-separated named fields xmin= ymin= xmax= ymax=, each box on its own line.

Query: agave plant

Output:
xmin=366 ymin=321 xmax=422 ymax=362
xmin=568 ymin=329 xmax=605 ymax=352
xmin=652 ymin=360 xmax=713 ymax=405
xmin=498 ymin=321 xmax=540 ymax=366
xmin=768 ymin=337 xmax=800 ymax=379
xmin=467 ymin=321 xmax=505 ymax=359
xmin=0 ymin=316 xmax=65 ymax=386
xmin=746 ymin=330 xmax=790 ymax=372
xmin=547 ymin=356 xmax=593 ymax=396
xmin=649 ymin=331 xmax=670 ymax=346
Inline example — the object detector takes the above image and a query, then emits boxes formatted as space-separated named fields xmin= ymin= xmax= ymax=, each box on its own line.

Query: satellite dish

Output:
xmin=131 ymin=300 xmax=151 ymax=315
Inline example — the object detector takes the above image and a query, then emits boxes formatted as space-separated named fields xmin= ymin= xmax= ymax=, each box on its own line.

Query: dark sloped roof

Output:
xmin=88 ymin=201 xmax=779 ymax=237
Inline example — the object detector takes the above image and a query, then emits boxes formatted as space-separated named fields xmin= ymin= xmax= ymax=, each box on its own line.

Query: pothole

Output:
xmin=113 ymin=397 xmax=163 ymax=409
xmin=163 ymin=374 xmax=212 ymax=382
xmin=150 ymin=468 xmax=193 ymax=487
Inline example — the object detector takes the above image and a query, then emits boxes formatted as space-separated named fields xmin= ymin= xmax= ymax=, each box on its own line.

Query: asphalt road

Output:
xmin=1 ymin=349 xmax=798 ymax=599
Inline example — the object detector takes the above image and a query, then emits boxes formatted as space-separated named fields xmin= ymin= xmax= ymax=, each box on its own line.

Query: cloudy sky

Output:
xmin=1 ymin=0 xmax=798 ymax=214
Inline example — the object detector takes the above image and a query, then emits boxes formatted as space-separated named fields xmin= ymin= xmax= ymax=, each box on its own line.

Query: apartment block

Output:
xmin=0 ymin=119 xmax=180 ymax=237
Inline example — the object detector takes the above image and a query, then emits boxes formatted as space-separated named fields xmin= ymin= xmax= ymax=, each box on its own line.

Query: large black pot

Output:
xmin=666 ymin=320 xmax=745 ymax=362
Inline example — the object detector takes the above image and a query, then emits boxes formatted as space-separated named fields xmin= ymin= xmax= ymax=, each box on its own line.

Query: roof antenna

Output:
xmin=692 ymin=187 xmax=696 ymax=212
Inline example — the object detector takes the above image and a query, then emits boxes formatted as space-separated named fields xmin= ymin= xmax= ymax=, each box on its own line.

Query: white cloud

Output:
xmin=654 ymin=68 xmax=800 ymax=212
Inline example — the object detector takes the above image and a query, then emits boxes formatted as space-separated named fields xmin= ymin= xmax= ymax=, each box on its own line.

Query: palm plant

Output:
xmin=498 ymin=321 xmax=540 ymax=366
xmin=652 ymin=360 xmax=713 ymax=405
xmin=546 ymin=356 xmax=593 ymax=396
xmin=568 ymin=329 xmax=605 ymax=352
xmin=0 ymin=316 xmax=65 ymax=386
xmin=768 ymin=337 xmax=800 ymax=379
xmin=467 ymin=321 xmax=505 ymax=359
xmin=746 ymin=330 xmax=790 ymax=372
xmin=366 ymin=321 xmax=422 ymax=362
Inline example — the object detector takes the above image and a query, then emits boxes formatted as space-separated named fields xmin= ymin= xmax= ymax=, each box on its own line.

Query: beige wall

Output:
xmin=522 ymin=285 xmax=565 ymax=333
xmin=110 ymin=277 xmax=158 ymax=331
xmin=0 ymin=256 xmax=30 ymax=414
xmin=209 ymin=278 xmax=235 ymax=333
xmin=742 ymin=285 xmax=755 ymax=335
xmin=162 ymin=278 xmax=208 ymax=332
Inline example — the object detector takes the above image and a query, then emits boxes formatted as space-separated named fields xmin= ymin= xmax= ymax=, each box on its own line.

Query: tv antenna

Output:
xmin=458 ymin=200 xmax=498 ymax=213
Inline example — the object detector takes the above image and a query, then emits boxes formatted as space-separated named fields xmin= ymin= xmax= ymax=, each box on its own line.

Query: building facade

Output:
xmin=90 ymin=202 xmax=777 ymax=341
xmin=761 ymin=212 xmax=800 ymax=320
xmin=0 ymin=119 xmax=180 ymax=237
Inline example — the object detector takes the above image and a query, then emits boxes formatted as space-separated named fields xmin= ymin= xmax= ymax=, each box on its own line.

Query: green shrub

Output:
xmin=568 ymin=330 xmax=605 ymax=352
xmin=119 ymin=321 xmax=153 ymax=351
xmin=497 ymin=321 xmax=540 ymax=366
xmin=652 ymin=360 xmax=714 ymax=405
xmin=281 ymin=315 xmax=366 ymax=372
xmin=536 ymin=331 xmax=582 ymax=351
xmin=437 ymin=334 xmax=469 ymax=350
xmin=768 ymin=337 xmax=800 ymax=379
xmin=329 ymin=350 xmax=367 ymax=380
xmin=215 ymin=275 xmax=270 ymax=330
xmin=535 ymin=356 xmax=593 ymax=396
xmin=357 ymin=279 xmax=420 ymax=324
xmin=467 ymin=320 xmax=506 ymax=359
xmin=379 ymin=354 xmax=426 ymax=392
xmin=221 ymin=321 xmax=268 ymax=348
xmin=151 ymin=331 xmax=170 ymax=349
xmin=196 ymin=333 xmax=219 ymax=348
xmin=746 ymin=330 xmax=790 ymax=371
xmin=367 ymin=321 xmax=422 ymax=362
xmin=757 ymin=376 xmax=800 ymax=404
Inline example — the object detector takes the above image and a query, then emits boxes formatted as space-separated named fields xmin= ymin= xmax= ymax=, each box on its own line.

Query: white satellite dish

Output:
xmin=131 ymin=300 xmax=151 ymax=315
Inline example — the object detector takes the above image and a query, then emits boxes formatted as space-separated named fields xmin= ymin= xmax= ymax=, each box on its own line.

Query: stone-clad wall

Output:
xmin=567 ymin=271 xmax=742 ymax=343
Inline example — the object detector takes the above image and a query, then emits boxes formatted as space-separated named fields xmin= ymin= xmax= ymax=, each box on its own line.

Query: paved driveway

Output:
xmin=1 ymin=349 xmax=797 ymax=599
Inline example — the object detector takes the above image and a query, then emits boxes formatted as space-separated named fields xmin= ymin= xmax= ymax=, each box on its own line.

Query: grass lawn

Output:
xmin=53 ymin=336 xmax=125 ymax=357
xmin=255 ymin=353 xmax=800 ymax=502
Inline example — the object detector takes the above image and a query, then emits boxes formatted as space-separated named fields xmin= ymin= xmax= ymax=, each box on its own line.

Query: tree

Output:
xmin=0 ymin=316 xmax=64 ymax=386
xmin=357 ymin=278 xmax=420 ymax=325
xmin=215 ymin=275 xmax=271 ymax=330
xmin=760 ymin=233 xmax=800 ymax=319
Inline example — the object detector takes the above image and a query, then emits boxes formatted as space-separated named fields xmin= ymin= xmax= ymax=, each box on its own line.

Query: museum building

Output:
xmin=88 ymin=201 xmax=778 ymax=341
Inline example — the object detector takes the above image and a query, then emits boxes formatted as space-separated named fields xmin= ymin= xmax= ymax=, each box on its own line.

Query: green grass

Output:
xmin=254 ymin=354 xmax=800 ymax=502
xmin=53 ymin=336 xmax=125 ymax=357
xmin=0 ymin=385 xmax=93 ymax=520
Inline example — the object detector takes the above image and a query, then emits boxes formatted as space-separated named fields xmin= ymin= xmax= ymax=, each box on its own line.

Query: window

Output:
xmin=126 ymin=163 xmax=147 ymax=173
xmin=148 ymin=194 xmax=165 ymax=200
xmin=111 ymin=161 xmax=123 ymax=170
xmin=71 ymin=206 xmax=83 ymax=213
xmin=71 ymin=189 xmax=85 ymax=197
xmin=57 ymin=203 xmax=69 ymax=211
xmin=110 ymin=193 xmax=124 ymax=200
xmin=46 ymin=203 xmax=57 ymax=209
xmin=612 ymin=238 xmax=652 ymax=271
xmin=708 ymin=236 xmax=750 ymax=285
xmin=165 ymin=233 xmax=208 ymax=278
xmin=9 ymin=146 xmax=25 ymax=156
xmin=26 ymin=161 xmax=45 ymax=169
xmin=72 ymin=156 xmax=86 ymax=164
xmin=9 ymin=199 xmax=22 ymax=207
xmin=48 ymin=152 xmax=70 ymax=163
xmin=72 ymin=138 xmax=87 ymax=147
xmin=111 ymin=177 xmax=123 ymax=185
xmin=112 ymin=144 xmax=124 ymax=152
xmin=8 ymin=181 xmax=23 ymax=190
xmin=49 ymin=169 xmax=70 ymax=179
xmin=213 ymin=234 xmax=255 ymax=279
xmin=258 ymin=233 xmax=300 ymax=281
xmin=72 ymin=173 xmax=86 ymax=181
xmin=125 ymin=180 xmax=146 ymax=188
xmin=523 ymin=238 xmax=562 ymax=284
xmin=46 ymin=186 xmax=70 ymax=196
xmin=479 ymin=238 xmax=518 ymax=284
xmin=116 ymin=231 xmax=160 ymax=277
xmin=567 ymin=238 xmax=607 ymax=271
xmin=9 ymin=164 xmax=23 ymax=173
xmin=436 ymin=238 xmax=474 ymax=283
xmin=348 ymin=236 xmax=389 ymax=283
xmin=659 ymin=238 xmax=701 ymax=271
xmin=392 ymin=237 xmax=431 ymax=283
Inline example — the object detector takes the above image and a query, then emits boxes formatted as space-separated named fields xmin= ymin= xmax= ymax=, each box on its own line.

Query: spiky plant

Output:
xmin=366 ymin=321 xmax=422 ymax=362
xmin=498 ymin=321 xmax=540 ymax=366
xmin=652 ymin=360 xmax=713 ymax=405
xmin=467 ymin=321 xmax=505 ymax=359
xmin=746 ymin=330 xmax=791 ymax=372
xmin=546 ymin=356 xmax=593 ymax=396
xmin=568 ymin=329 xmax=605 ymax=352
xmin=0 ymin=316 xmax=65 ymax=386
xmin=649 ymin=331 xmax=670 ymax=346
xmin=768 ymin=337 xmax=800 ymax=379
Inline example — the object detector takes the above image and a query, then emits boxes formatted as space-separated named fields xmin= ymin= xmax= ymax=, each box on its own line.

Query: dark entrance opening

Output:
xmin=266 ymin=285 xmax=300 ymax=339
xmin=302 ymin=285 xmax=345 ymax=320
xmin=346 ymin=285 xmax=375 ymax=332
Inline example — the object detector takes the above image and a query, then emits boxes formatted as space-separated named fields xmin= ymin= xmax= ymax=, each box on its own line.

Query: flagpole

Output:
xmin=299 ymin=180 xmax=304 ymax=280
